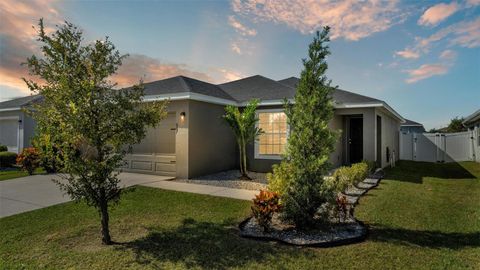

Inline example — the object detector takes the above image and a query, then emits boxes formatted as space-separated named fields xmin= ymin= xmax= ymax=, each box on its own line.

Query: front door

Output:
xmin=348 ymin=117 xmax=363 ymax=164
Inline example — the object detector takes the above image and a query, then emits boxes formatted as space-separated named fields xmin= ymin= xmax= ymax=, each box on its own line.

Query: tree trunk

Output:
xmin=99 ymin=197 xmax=112 ymax=245
xmin=239 ymin=136 xmax=251 ymax=180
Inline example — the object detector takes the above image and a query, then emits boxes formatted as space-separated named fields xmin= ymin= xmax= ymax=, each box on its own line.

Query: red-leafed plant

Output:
xmin=16 ymin=147 xmax=40 ymax=175
xmin=336 ymin=194 xmax=349 ymax=222
xmin=251 ymin=190 xmax=281 ymax=232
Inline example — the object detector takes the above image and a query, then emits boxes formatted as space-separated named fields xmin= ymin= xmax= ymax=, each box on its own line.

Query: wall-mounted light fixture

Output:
xmin=180 ymin=112 xmax=186 ymax=121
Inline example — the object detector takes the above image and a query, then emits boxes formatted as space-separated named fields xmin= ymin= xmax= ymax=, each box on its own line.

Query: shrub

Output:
xmin=267 ymin=161 xmax=294 ymax=198
xmin=251 ymin=190 xmax=281 ymax=232
xmin=329 ymin=161 xmax=369 ymax=193
xmin=362 ymin=159 xmax=376 ymax=175
xmin=16 ymin=147 xmax=40 ymax=175
xmin=330 ymin=166 xmax=354 ymax=193
xmin=0 ymin=152 xmax=17 ymax=167
xmin=33 ymin=134 xmax=63 ymax=173
xmin=0 ymin=144 xmax=8 ymax=152
xmin=351 ymin=162 xmax=368 ymax=185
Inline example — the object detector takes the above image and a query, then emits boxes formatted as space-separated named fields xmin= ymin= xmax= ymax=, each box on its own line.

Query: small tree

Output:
xmin=23 ymin=20 xmax=168 ymax=244
xmin=223 ymin=99 xmax=262 ymax=180
xmin=281 ymin=27 xmax=338 ymax=227
xmin=447 ymin=117 xmax=466 ymax=133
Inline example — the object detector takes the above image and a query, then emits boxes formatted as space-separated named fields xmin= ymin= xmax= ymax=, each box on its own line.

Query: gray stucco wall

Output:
xmin=376 ymin=108 xmax=400 ymax=167
xmin=187 ymin=100 xmax=237 ymax=178
xmin=0 ymin=110 xmax=36 ymax=153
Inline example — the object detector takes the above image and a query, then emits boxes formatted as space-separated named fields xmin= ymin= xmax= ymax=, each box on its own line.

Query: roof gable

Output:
xmin=219 ymin=75 xmax=295 ymax=102
xmin=141 ymin=76 xmax=236 ymax=101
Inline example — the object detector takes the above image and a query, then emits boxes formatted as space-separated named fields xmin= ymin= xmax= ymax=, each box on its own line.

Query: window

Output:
xmin=255 ymin=110 xmax=288 ymax=159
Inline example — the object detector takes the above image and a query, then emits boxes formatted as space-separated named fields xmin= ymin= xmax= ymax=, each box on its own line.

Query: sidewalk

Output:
xmin=141 ymin=180 xmax=257 ymax=201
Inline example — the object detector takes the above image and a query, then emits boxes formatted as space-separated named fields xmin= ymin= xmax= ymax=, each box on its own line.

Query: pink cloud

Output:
xmin=113 ymin=54 xmax=244 ymax=87
xmin=395 ymin=49 xmax=420 ymax=59
xmin=228 ymin=16 xmax=257 ymax=36
xmin=404 ymin=49 xmax=457 ymax=84
xmin=232 ymin=0 xmax=407 ymax=41
xmin=113 ymin=54 xmax=214 ymax=87
xmin=0 ymin=0 xmax=62 ymax=98
xmin=418 ymin=2 xmax=460 ymax=26
xmin=404 ymin=64 xmax=449 ymax=83
xmin=439 ymin=49 xmax=457 ymax=60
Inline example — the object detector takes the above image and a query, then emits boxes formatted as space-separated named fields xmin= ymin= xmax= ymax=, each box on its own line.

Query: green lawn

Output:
xmin=0 ymin=168 xmax=45 ymax=181
xmin=1 ymin=161 xmax=479 ymax=269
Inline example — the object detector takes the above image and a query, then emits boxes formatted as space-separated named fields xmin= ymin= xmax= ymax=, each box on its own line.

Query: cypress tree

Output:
xmin=282 ymin=27 xmax=338 ymax=227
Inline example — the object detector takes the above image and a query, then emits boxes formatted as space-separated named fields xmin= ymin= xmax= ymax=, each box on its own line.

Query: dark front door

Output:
xmin=348 ymin=117 xmax=363 ymax=164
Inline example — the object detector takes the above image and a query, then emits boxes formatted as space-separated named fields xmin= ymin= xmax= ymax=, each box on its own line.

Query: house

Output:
xmin=0 ymin=75 xmax=405 ymax=178
xmin=400 ymin=119 xmax=426 ymax=134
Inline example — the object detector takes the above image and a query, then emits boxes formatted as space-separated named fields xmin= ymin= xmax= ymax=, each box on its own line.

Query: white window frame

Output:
xmin=255 ymin=109 xmax=289 ymax=160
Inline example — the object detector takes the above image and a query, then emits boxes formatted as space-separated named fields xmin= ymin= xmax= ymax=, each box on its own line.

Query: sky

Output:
xmin=0 ymin=0 xmax=479 ymax=129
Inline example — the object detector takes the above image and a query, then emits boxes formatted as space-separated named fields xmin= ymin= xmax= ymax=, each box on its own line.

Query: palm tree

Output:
xmin=223 ymin=99 xmax=263 ymax=180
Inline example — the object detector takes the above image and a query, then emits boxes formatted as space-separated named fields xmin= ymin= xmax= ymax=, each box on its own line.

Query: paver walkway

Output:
xmin=0 ymin=173 xmax=257 ymax=218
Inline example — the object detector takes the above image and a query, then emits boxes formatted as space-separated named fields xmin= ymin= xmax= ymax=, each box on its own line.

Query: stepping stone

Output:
xmin=356 ymin=182 xmax=376 ymax=189
xmin=343 ymin=186 xmax=367 ymax=196
xmin=363 ymin=178 xmax=380 ymax=185
xmin=344 ymin=194 xmax=359 ymax=205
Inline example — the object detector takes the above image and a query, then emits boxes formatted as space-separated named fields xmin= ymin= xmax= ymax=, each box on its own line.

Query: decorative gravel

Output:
xmin=175 ymin=170 xmax=267 ymax=191
xmin=239 ymin=170 xmax=383 ymax=247
xmin=239 ymin=215 xmax=367 ymax=247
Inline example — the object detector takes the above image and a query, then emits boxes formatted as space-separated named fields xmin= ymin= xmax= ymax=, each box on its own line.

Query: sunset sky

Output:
xmin=1 ymin=0 xmax=479 ymax=129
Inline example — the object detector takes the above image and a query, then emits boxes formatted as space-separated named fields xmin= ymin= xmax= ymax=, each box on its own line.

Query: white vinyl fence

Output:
xmin=400 ymin=130 xmax=478 ymax=163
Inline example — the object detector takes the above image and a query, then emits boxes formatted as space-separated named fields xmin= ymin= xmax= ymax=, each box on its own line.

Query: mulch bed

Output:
xmin=238 ymin=171 xmax=383 ymax=247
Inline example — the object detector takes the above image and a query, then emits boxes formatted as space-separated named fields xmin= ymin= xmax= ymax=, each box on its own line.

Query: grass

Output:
xmin=0 ymin=168 xmax=45 ymax=181
xmin=0 ymin=161 xmax=479 ymax=269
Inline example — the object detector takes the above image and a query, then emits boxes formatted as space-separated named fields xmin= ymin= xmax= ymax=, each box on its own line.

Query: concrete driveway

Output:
xmin=0 ymin=173 xmax=173 ymax=218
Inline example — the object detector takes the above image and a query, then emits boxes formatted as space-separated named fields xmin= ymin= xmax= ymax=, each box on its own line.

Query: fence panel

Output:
xmin=400 ymin=131 xmax=475 ymax=163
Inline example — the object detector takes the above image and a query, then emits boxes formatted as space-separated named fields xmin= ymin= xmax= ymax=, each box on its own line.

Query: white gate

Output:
xmin=400 ymin=131 xmax=476 ymax=163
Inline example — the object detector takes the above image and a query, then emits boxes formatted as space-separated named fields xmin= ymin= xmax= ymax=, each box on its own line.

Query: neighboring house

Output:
xmin=0 ymin=75 xmax=405 ymax=178
xmin=463 ymin=109 xmax=480 ymax=162
xmin=400 ymin=119 xmax=426 ymax=134
xmin=0 ymin=95 xmax=42 ymax=154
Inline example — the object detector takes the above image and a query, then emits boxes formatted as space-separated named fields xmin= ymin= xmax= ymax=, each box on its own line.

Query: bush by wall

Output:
xmin=0 ymin=144 xmax=8 ymax=152
xmin=0 ymin=152 xmax=17 ymax=167
xmin=16 ymin=147 xmax=40 ymax=175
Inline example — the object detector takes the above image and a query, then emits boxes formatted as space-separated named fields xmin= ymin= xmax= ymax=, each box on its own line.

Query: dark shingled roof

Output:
xmin=140 ymin=76 xmax=236 ymax=101
xmin=0 ymin=95 xmax=42 ymax=110
xmin=401 ymin=119 xmax=424 ymax=126
xmin=219 ymin=75 xmax=296 ymax=102
xmin=277 ymin=77 xmax=382 ymax=105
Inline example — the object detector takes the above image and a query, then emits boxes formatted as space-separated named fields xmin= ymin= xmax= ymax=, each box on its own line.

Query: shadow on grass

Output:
xmin=117 ymin=218 xmax=297 ymax=269
xmin=369 ymin=223 xmax=480 ymax=250
xmin=384 ymin=161 xmax=477 ymax=184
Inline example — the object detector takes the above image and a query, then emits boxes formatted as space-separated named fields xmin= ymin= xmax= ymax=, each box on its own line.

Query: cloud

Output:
xmin=405 ymin=64 xmax=449 ymax=83
xmin=113 ymin=54 xmax=244 ymax=86
xmin=418 ymin=17 xmax=480 ymax=51
xmin=230 ymin=42 xmax=242 ymax=54
xmin=404 ymin=50 xmax=457 ymax=83
xmin=439 ymin=49 xmax=457 ymax=60
xmin=395 ymin=49 xmax=420 ymax=59
xmin=466 ymin=0 xmax=480 ymax=7
xmin=396 ymin=17 xmax=480 ymax=61
xmin=113 ymin=54 xmax=214 ymax=87
xmin=0 ymin=0 xmax=62 ymax=99
xmin=231 ymin=0 xmax=407 ymax=41
xmin=213 ymin=69 xmax=244 ymax=82
xmin=228 ymin=15 xmax=257 ymax=36
xmin=418 ymin=2 xmax=460 ymax=26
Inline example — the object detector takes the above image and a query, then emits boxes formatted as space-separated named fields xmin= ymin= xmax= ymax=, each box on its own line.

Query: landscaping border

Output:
xmin=238 ymin=170 xmax=383 ymax=247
